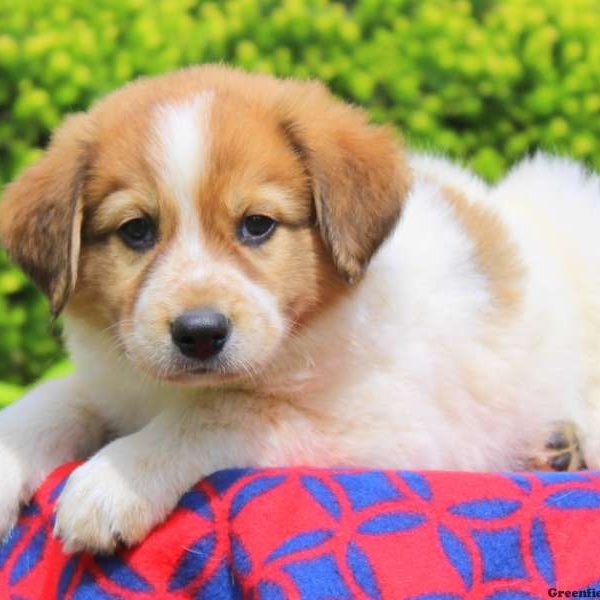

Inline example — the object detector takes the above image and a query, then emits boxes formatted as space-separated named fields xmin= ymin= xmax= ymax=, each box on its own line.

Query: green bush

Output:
xmin=1 ymin=0 xmax=599 ymax=390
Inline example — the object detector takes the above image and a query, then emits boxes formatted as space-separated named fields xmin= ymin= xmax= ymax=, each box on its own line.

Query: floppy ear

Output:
xmin=0 ymin=113 xmax=91 ymax=316
xmin=280 ymin=82 xmax=411 ymax=283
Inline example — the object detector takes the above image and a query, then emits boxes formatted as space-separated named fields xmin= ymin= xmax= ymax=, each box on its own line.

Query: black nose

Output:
xmin=170 ymin=309 xmax=230 ymax=360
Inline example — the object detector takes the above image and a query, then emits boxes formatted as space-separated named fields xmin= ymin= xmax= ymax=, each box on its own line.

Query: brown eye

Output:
xmin=238 ymin=215 xmax=277 ymax=245
xmin=117 ymin=217 xmax=156 ymax=250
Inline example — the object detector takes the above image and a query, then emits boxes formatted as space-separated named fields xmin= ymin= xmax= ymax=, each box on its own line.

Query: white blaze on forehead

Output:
xmin=152 ymin=91 xmax=214 ymax=201
xmin=151 ymin=91 xmax=214 ymax=248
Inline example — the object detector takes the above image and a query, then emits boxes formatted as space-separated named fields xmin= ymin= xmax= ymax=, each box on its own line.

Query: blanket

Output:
xmin=1 ymin=463 xmax=600 ymax=599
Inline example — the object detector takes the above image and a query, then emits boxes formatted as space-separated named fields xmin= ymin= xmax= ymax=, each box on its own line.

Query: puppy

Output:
xmin=0 ymin=65 xmax=597 ymax=554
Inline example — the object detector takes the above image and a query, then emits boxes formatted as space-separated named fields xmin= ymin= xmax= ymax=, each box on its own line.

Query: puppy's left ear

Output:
xmin=0 ymin=113 xmax=92 ymax=316
xmin=280 ymin=82 xmax=411 ymax=283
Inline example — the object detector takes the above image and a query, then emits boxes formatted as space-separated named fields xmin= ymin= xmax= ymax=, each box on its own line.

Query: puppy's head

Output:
xmin=0 ymin=66 xmax=410 ymax=385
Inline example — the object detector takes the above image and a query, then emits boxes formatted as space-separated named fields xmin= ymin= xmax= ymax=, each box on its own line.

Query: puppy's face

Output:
xmin=74 ymin=90 xmax=325 ymax=383
xmin=0 ymin=66 xmax=409 ymax=386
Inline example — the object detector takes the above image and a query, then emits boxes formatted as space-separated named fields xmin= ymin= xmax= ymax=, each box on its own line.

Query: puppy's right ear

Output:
xmin=0 ymin=113 xmax=92 ymax=316
xmin=278 ymin=81 xmax=411 ymax=284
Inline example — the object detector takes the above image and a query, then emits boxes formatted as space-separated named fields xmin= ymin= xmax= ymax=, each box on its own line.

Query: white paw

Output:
xmin=0 ymin=450 xmax=31 ymax=543
xmin=54 ymin=456 xmax=168 ymax=554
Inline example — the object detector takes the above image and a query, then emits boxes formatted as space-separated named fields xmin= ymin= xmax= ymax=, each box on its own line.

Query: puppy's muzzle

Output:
xmin=170 ymin=309 xmax=230 ymax=360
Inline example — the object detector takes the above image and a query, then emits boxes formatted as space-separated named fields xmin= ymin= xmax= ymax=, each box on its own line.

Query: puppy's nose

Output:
xmin=170 ymin=309 xmax=230 ymax=360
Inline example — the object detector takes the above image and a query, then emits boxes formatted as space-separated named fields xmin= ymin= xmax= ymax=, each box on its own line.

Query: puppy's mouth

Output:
xmin=160 ymin=365 xmax=251 ymax=387
xmin=154 ymin=353 xmax=255 ymax=386
xmin=186 ymin=365 xmax=214 ymax=375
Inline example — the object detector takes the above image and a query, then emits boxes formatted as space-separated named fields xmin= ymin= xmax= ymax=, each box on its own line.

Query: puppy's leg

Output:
xmin=578 ymin=396 xmax=600 ymax=470
xmin=527 ymin=421 xmax=586 ymax=472
xmin=0 ymin=376 xmax=104 ymax=538
xmin=55 ymin=397 xmax=320 ymax=554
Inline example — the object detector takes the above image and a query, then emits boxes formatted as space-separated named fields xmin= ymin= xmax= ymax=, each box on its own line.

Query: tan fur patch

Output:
xmin=440 ymin=185 xmax=524 ymax=314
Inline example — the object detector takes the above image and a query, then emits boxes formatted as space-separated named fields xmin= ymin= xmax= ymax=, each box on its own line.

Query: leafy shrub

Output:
xmin=1 ymin=0 xmax=599 ymax=390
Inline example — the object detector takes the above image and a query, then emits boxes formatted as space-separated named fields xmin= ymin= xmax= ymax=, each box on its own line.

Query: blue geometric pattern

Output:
xmin=231 ymin=534 xmax=252 ymax=576
xmin=178 ymin=488 xmax=214 ymax=520
xmin=0 ymin=525 xmax=26 ymax=570
xmin=283 ymin=554 xmax=353 ymax=600
xmin=544 ymin=488 xmax=600 ymax=509
xmin=437 ymin=525 xmax=473 ymax=588
xmin=357 ymin=510 xmax=426 ymax=534
xmin=448 ymin=498 xmax=521 ymax=519
xmin=529 ymin=517 xmax=555 ymax=586
xmin=266 ymin=530 xmax=334 ymax=563
xmin=72 ymin=571 xmax=121 ymax=600
xmin=333 ymin=472 xmax=403 ymax=510
xmin=168 ymin=533 xmax=216 ymax=591
xmin=256 ymin=580 xmax=287 ymax=599
xmin=196 ymin=559 xmax=242 ymax=600
xmin=229 ymin=475 xmax=286 ymax=518
xmin=397 ymin=471 xmax=433 ymax=500
xmin=57 ymin=555 xmax=80 ymax=598
xmin=2 ymin=466 xmax=600 ymax=598
xmin=9 ymin=526 xmax=48 ymax=585
xmin=485 ymin=592 xmax=539 ymax=600
xmin=300 ymin=476 xmax=342 ymax=520
xmin=473 ymin=527 xmax=527 ymax=581
xmin=95 ymin=555 xmax=152 ymax=592
xmin=346 ymin=540 xmax=382 ymax=599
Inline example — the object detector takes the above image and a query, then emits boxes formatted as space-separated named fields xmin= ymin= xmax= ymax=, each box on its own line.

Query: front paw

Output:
xmin=54 ymin=457 xmax=166 ymax=554
xmin=0 ymin=451 xmax=29 ymax=542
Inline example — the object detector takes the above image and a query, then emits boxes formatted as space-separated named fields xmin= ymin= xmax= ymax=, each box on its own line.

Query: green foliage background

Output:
xmin=1 ymin=0 xmax=599 ymax=402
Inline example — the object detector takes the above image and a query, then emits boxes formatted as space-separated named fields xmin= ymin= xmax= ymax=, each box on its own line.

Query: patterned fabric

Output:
xmin=1 ymin=463 xmax=600 ymax=599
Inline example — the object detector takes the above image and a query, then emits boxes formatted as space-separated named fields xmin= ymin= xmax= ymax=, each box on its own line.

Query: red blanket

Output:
xmin=1 ymin=463 xmax=599 ymax=598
